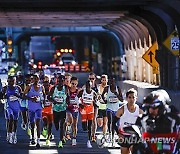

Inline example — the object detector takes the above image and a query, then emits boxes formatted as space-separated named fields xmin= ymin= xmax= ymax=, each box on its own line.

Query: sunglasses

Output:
xmin=89 ymin=78 xmax=95 ymax=80
xmin=71 ymin=83 xmax=77 ymax=85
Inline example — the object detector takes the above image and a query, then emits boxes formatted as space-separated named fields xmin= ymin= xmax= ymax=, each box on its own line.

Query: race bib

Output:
xmin=70 ymin=98 xmax=76 ymax=104
xmin=44 ymin=100 xmax=51 ymax=107
xmin=36 ymin=96 xmax=41 ymax=102
xmin=9 ymin=95 xmax=18 ymax=102
xmin=109 ymin=96 xmax=118 ymax=103
xmin=54 ymin=97 xmax=63 ymax=103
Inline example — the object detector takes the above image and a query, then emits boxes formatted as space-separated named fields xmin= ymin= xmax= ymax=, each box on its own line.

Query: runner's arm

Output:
xmin=113 ymin=106 xmax=124 ymax=135
xmin=115 ymin=86 xmax=123 ymax=102
xmin=93 ymin=92 xmax=98 ymax=108
xmin=77 ymin=90 xmax=84 ymax=108
xmin=101 ymin=86 xmax=108 ymax=103
xmin=41 ymin=85 xmax=46 ymax=105
xmin=65 ymin=86 xmax=70 ymax=105
xmin=48 ymin=86 xmax=58 ymax=104
xmin=23 ymin=85 xmax=36 ymax=101
xmin=14 ymin=86 xmax=24 ymax=99
xmin=139 ymin=108 xmax=144 ymax=115
xmin=1 ymin=86 xmax=7 ymax=99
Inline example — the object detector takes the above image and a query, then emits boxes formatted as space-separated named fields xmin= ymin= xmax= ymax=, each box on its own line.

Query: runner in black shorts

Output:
xmin=97 ymin=75 xmax=108 ymax=145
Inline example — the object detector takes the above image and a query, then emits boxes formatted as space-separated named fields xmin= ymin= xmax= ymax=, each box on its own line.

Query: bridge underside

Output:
xmin=0 ymin=0 xmax=179 ymax=90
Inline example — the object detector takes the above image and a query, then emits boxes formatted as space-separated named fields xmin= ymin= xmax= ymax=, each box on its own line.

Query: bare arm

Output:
xmin=14 ymin=86 xmax=24 ymax=99
xmin=65 ymin=86 xmax=70 ymax=105
xmin=101 ymin=86 xmax=108 ymax=103
xmin=77 ymin=89 xmax=84 ymax=108
xmin=1 ymin=86 xmax=7 ymax=99
xmin=113 ymin=106 xmax=124 ymax=135
xmin=48 ymin=86 xmax=57 ymax=104
xmin=93 ymin=92 xmax=98 ymax=107
xmin=23 ymin=85 xmax=36 ymax=101
xmin=139 ymin=108 xmax=144 ymax=115
xmin=115 ymin=86 xmax=123 ymax=102
xmin=77 ymin=89 xmax=83 ymax=98
xmin=41 ymin=85 xmax=46 ymax=104
xmin=116 ymin=105 xmax=124 ymax=118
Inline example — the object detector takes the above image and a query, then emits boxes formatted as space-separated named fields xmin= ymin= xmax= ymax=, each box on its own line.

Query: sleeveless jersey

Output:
xmin=52 ymin=86 xmax=67 ymax=112
xmin=42 ymin=94 xmax=53 ymax=114
xmin=80 ymin=89 xmax=95 ymax=114
xmin=27 ymin=85 xmax=43 ymax=111
xmin=68 ymin=88 xmax=79 ymax=112
xmin=106 ymin=86 xmax=120 ymax=111
xmin=119 ymin=104 xmax=139 ymax=129
xmin=82 ymin=89 xmax=94 ymax=105
xmin=97 ymin=84 xmax=107 ymax=110
xmin=6 ymin=86 xmax=20 ymax=110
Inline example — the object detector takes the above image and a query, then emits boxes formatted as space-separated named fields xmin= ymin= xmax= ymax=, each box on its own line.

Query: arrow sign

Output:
xmin=148 ymin=51 xmax=154 ymax=63
xmin=142 ymin=41 xmax=159 ymax=68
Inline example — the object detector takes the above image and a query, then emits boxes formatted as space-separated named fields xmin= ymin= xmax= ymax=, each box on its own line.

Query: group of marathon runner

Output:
xmin=0 ymin=72 xmax=179 ymax=154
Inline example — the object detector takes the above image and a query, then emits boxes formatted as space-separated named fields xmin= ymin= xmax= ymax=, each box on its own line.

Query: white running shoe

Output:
xmin=72 ymin=138 xmax=77 ymax=146
xmin=107 ymin=133 xmax=112 ymax=143
xmin=21 ymin=123 xmax=27 ymax=131
xmin=87 ymin=140 xmax=92 ymax=148
xmin=9 ymin=133 xmax=13 ymax=144
xmin=13 ymin=132 xmax=17 ymax=144
xmin=6 ymin=132 xmax=10 ymax=142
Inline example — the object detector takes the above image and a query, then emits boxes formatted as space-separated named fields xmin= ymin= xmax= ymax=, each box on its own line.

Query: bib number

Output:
xmin=9 ymin=95 xmax=18 ymax=102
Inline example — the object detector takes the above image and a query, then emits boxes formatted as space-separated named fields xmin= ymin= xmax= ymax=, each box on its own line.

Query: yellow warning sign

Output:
xmin=163 ymin=31 xmax=179 ymax=56
xmin=142 ymin=41 xmax=159 ymax=67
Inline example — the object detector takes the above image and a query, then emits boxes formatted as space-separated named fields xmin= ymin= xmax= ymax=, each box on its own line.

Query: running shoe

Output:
xmin=42 ymin=128 xmax=47 ymax=138
xmin=50 ymin=134 xmax=54 ymax=140
xmin=91 ymin=135 xmax=96 ymax=142
xmin=46 ymin=139 xmax=50 ymax=146
xmin=87 ymin=140 xmax=92 ymax=148
xmin=99 ymin=136 xmax=106 ymax=147
xmin=58 ymin=141 xmax=63 ymax=148
xmin=13 ymin=133 xmax=17 ymax=144
xmin=107 ymin=133 xmax=112 ymax=143
xmin=6 ymin=132 xmax=9 ymax=142
xmin=31 ymin=138 xmax=36 ymax=145
xmin=8 ymin=133 xmax=13 ymax=144
xmin=62 ymin=137 xmax=66 ymax=144
xmin=27 ymin=125 xmax=31 ymax=136
xmin=72 ymin=138 xmax=77 ymax=146
xmin=21 ymin=123 xmax=27 ymax=131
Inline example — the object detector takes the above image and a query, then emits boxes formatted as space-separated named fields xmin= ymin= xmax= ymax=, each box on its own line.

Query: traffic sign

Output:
xmin=142 ymin=41 xmax=159 ymax=67
xmin=163 ymin=31 xmax=179 ymax=56
xmin=142 ymin=41 xmax=159 ymax=74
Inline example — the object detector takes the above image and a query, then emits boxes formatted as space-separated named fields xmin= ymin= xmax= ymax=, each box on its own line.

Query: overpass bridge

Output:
xmin=0 ymin=1 xmax=179 ymax=152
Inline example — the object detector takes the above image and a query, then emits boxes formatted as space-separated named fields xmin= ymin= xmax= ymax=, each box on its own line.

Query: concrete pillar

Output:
xmin=125 ymin=48 xmax=131 ymax=79
xmin=136 ymin=40 xmax=143 ymax=81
